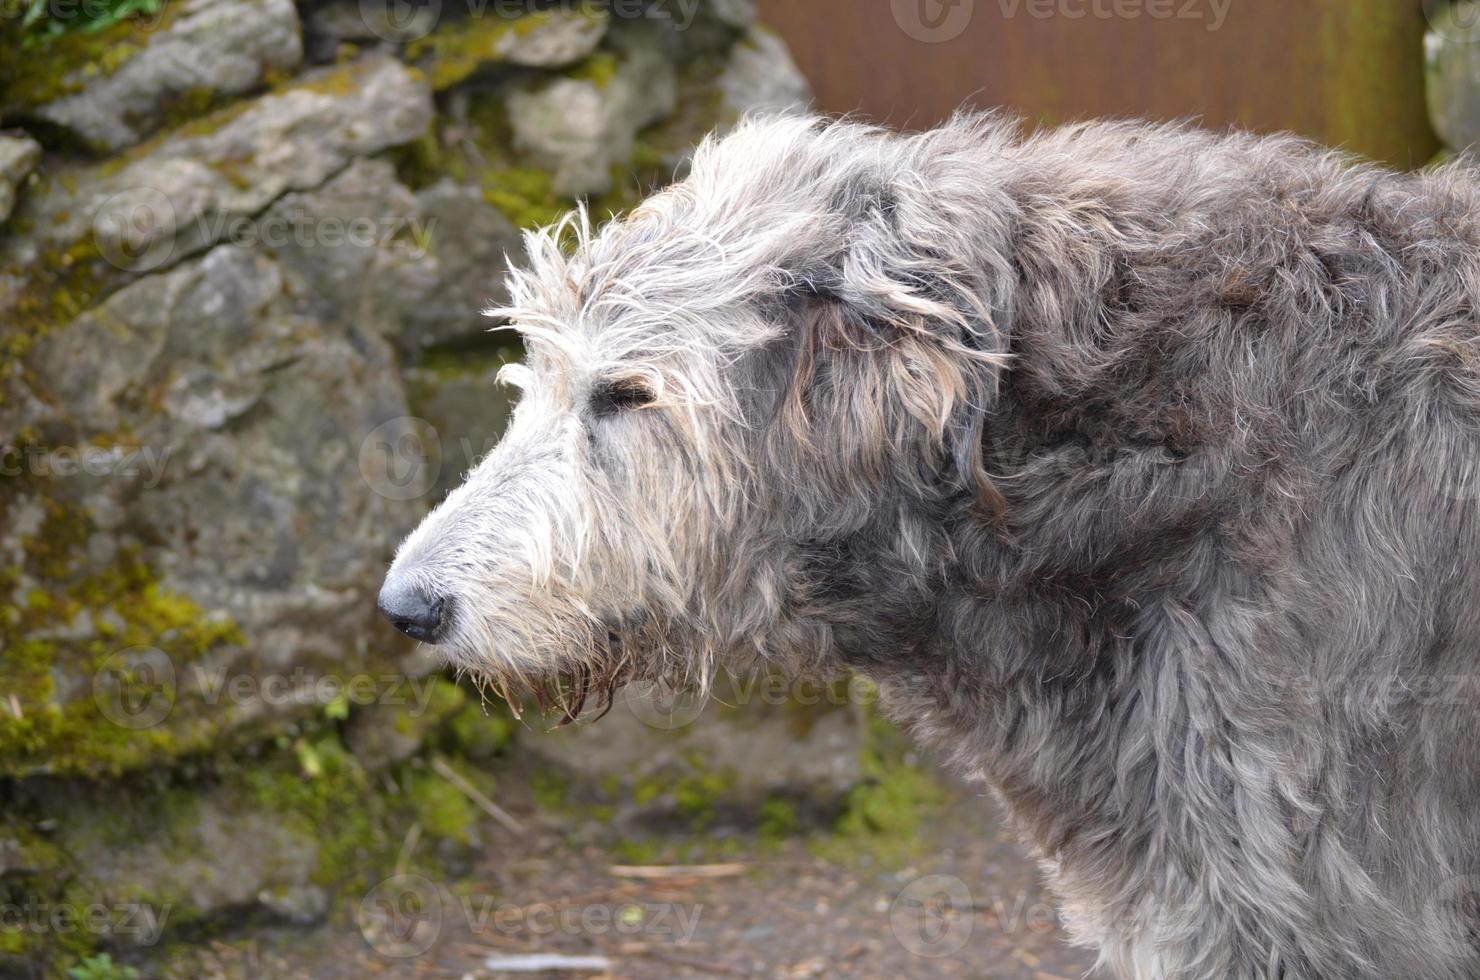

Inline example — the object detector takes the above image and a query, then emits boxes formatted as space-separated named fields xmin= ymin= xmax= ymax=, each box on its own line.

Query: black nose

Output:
xmin=377 ymin=576 xmax=449 ymax=643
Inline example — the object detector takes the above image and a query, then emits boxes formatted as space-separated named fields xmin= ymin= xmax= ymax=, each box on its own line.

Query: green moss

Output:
xmin=393 ymin=677 xmax=467 ymax=736
xmin=238 ymin=735 xmax=387 ymax=887
xmin=405 ymin=10 xmax=526 ymax=91
xmin=481 ymin=166 xmax=568 ymax=230
xmin=626 ymin=752 xmax=737 ymax=831
xmin=611 ymin=838 xmax=664 ymax=865
xmin=3 ymin=27 xmax=139 ymax=107
xmin=410 ymin=343 xmax=518 ymax=380
xmin=441 ymin=701 xmax=517 ymax=760
xmin=529 ymin=768 xmax=572 ymax=811
xmin=0 ymin=491 xmax=243 ymax=777
xmin=0 ymin=233 xmax=117 ymax=365
xmin=2 ymin=1 xmax=189 ymax=153
xmin=67 ymin=952 xmax=140 ymax=980
xmin=150 ymin=84 xmax=227 ymax=137
xmin=757 ymin=797 xmax=799 ymax=842
xmin=671 ymin=765 xmax=735 ymax=828
xmin=812 ymin=705 xmax=947 ymax=867
xmin=403 ymin=767 xmax=478 ymax=844
xmin=568 ymin=51 xmax=618 ymax=89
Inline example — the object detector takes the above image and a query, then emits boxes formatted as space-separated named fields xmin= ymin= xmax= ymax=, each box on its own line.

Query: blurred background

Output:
xmin=0 ymin=1 xmax=1469 ymax=977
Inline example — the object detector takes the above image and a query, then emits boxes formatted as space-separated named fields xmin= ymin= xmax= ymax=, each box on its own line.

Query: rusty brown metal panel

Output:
xmin=757 ymin=0 xmax=1438 ymax=168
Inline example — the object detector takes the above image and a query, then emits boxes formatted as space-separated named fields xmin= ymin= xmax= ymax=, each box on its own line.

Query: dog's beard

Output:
xmin=447 ymin=614 xmax=703 ymax=726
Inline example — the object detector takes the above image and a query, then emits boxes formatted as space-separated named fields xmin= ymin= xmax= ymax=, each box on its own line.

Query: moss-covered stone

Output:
xmin=406 ymin=11 xmax=526 ymax=92
xmin=1 ymin=11 xmax=159 ymax=111
xmin=0 ymin=489 xmax=244 ymax=777
xmin=812 ymin=706 xmax=948 ymax=867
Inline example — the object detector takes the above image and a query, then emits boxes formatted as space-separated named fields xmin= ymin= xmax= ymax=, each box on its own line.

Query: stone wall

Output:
xmin=0 ymin=2 xmax=812 ymax=971
xmin=1428 ymin=0 xmax=1480 ymax=161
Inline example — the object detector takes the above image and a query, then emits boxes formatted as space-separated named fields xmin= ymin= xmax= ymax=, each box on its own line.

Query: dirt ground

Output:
xmin=156 ymin=754 xmax=1099 ymax=980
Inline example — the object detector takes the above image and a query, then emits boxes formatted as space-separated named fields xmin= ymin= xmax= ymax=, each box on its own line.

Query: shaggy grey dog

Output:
xmin=380 ymin=114 xmax=1480 ymax=978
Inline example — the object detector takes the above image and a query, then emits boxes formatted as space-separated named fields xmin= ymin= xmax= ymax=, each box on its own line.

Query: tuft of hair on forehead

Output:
xmin=487 ymin=110 xmax=1021 ymax=361
xmin=484 ymin=112 xmax=1028 ymax=517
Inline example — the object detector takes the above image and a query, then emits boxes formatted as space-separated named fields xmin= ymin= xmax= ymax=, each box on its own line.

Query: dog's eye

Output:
xmin=589 ymin=378 xmax=656 ymax=417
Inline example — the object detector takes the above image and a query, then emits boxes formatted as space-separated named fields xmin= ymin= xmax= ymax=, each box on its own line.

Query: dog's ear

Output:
xmin=777 ymin=182 xmax=1010 ymax=521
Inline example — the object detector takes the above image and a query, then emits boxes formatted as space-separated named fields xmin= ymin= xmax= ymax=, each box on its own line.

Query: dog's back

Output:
xmin=827 ymin=117 xmax=1480 ymax=978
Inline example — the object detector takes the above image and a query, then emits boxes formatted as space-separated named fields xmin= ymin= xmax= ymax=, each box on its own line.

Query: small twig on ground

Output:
xmin=430 ymin=755 xmax=526 ymax=836
xmin=481 ymin=953 xmax=613 ymax=973
xmin=629 ymin=948 xmax=750 ymax=977
xmin=501 ymin=884 xmax=648 ymax=920
xmin=395 ymin=821 xmax=422 ymax=878
xmin=607 ymin=863 xmax=746 ymax=879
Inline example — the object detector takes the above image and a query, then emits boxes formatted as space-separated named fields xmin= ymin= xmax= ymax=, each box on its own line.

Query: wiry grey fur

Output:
xmin=385 ymin=114 xmax=1480 ymax=978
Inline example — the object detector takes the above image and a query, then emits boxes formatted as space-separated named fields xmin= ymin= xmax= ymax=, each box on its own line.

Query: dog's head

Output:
xmin=379 ymin=114 xmax=1015 ymax=715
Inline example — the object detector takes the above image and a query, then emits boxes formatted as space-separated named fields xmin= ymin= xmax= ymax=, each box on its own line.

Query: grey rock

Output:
xmin=403 ymin=180 xmax=524 ymax=351
xmin=0 ymin=133 xmax=41 ymax=223
xmin=645 ymin=24 xmax=812 ymax=175
xmin=304 ymin=0 xmax=436 ymax=53
xmin=1428 ymin=3 xmax=1480 ymax=152
xmin=719 ymin=26 xmax=811 ymax=118
xmin=506 ymin=28 xmax=676 ymax=196
xmin=408 ymin=7 xmax=609 ymax=90
xmin=11 ymin=239 xmax=430 ymax=756
xmin=23 ymin=0 xmax=304 ymax=152
xmin=405 ymin=350 xmax=518 ymax=501
xmin=257 ymin=883 xmax=332 ymax=926
xmin=2 ymin=55 xmax=432 ymax=278
xmin=256 ymin=158 xmax=442 ymax=344
xmin=256 ymin=163 xmax=521 ymax=354
xmin=61 ymin=792 xmax=325 ymax=937
xmin=706 ymin=0 xmax=758 ymax=29
xmin=528 ymin=684 xmax=864 ymax=822
xmin=345 ymin=678 xmax=466 ymax=770
xmin=494 ymin=6 xmax=609 ymax=67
